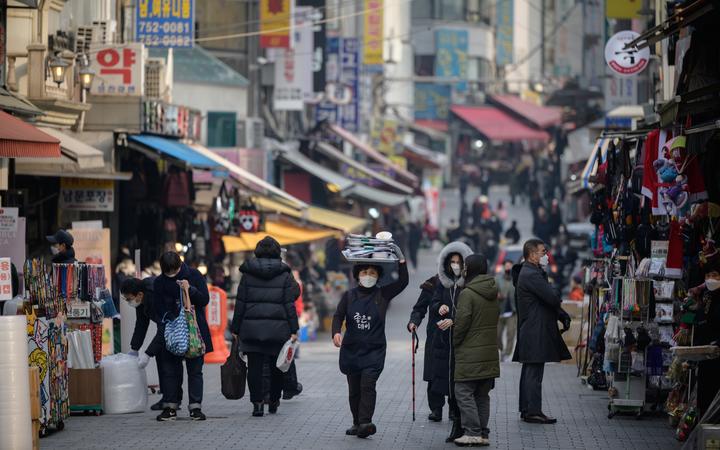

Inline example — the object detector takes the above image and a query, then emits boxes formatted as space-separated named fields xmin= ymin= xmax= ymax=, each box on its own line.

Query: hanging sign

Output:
xmin=272 ymin=7 xmax=314 ymax=110
xmin=0 ymin=257 xmax=12 ymax=301
xmin=90 ymin=43 xmax=145 ymax=95
xmin=60 ymin=178 xmax=114 ymax=212
xmin=363 ymin=0 xmax=384 ymax=67
xmin=604 ymin=31 xmax=649 ymax=77
xmin=260 ymin=0 xmax=292 ymax=48
xmin=135 ymin=0 xmax=194 ymax=48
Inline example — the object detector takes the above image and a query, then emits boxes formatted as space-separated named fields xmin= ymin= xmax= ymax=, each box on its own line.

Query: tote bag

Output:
xmin=164 ymin=295 xmax=189 ymax=356
xmin=221 ymin=337 xmax=247 ymax=400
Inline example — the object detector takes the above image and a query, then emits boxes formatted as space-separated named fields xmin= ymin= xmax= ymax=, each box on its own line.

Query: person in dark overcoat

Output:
xmin=512 ymin=239 xmax=571 ymax=424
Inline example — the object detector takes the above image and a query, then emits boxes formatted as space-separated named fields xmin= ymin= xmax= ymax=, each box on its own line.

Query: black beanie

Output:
xmin=352 ymin=264 xmax=384 ymax=280
xmin=254 ymin=236 xmax=282 ymax=259
xmin=464 ymin=254 xmax=488 ymax=281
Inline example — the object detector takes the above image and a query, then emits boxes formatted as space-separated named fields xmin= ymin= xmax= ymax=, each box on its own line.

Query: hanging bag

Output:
xmin=221 ymin=337 xmax=247 ymax=400
xmin=164 ymin=292 xmax=190 ymax=356
xmin=276 ymin=339 xmax=299 ymax=373
xmin=183 ymin=286 xmax=207 ymax=359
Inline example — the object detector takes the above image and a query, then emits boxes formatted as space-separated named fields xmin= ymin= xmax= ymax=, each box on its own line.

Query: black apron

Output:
xmin=339 ymin=288 xmax=386 ymax=377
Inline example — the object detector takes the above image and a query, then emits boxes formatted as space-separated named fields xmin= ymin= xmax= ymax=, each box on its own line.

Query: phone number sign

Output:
xmin=136 ymin=0 xmax=194 ymax=48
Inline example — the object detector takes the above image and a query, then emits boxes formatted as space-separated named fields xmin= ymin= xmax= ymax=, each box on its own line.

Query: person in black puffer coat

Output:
xmin=231 ymin=237 xmax=300 ymax=417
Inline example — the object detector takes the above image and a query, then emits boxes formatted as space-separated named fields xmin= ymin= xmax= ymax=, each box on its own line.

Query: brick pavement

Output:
xmin=43 ymin=249 xmax=682 ymax=450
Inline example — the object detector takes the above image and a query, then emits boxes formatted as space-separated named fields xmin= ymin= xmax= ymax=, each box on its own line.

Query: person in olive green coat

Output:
xmin=452 ymin=254 xmax=500 ymax=447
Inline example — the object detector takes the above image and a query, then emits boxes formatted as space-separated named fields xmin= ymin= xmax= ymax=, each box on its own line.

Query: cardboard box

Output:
xmin=28 ymin=367 xmax=41 ymax=421
xmin=69 ymin=368 xmax=102 ymax=407
xmin=32 ymin=420 xmax=40 ymax=450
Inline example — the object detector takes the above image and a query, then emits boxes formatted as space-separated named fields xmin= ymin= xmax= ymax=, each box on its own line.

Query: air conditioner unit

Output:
xmin=237 ymin=118 xmax=265 ymax=149
xmin=91 ymin=20 xmax=117 ymax=44
xmin=75 ymin=26 xmax=95 ymax=54
xmin=145 ymin=58 xmax=167 ymax=100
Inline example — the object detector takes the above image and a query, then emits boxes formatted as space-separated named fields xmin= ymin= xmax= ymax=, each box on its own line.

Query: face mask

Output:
xmin=127 ymin=300 xmax=141 ymax=308
xmin=539 ymin=255 xmax=549 ymax=267
xmin=706 ymin=279 xmax=720 ymax=292
xmin=50 ymin=246 xmax=60 ymax=255
xmin=359 ymin=275 xmax=378 ymax=289
xmin=451 ymin=263 xmax=462 ymax=276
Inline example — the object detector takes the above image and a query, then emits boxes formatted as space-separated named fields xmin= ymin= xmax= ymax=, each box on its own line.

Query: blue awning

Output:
xmin=581 ymin=138 xmax=610 ymax=189
xmin=129 ymin=134 xmax=219 ymax=168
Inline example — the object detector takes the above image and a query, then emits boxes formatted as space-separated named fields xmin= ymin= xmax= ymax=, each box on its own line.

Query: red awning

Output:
xmin=414 ymin=120 xmax=449 ymax=133
xmin=450 ymin=106 xmax=550 ymax=143
xmin=0 ymin=111 xmax=61 ymax=158
xmin=490 ymin=95 xmax=563 ymax=129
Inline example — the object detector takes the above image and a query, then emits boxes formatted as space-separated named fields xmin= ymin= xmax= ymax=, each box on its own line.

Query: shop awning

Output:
xmin=403 ymin=142 xmax=447 ymax=169
xmin=0 ymin=111 xmax=61 ymax=158
xmin=255 ymin=196 xmax=367 ymax=233
xmin=326 ymin=124 xmax=419 ymax=186
xmin=490 ymin=94 xmax=563 ymax=129
xmin=413 ymin=120 xmax=449 ymax=134
xmin=275 ymin=145 xmax=355 ymax=192
xmin=581 ymin=138 xmax=611 ymax=189
xmin=222 ymin=220 xmax=340 ymax=253
xmin=37 ymin=127 xmax=105 ymax=169
xmin=188 ymin=144 xmax=307 ymax=209
xmin=14 ymin=154 xmax=132 ymax=180
xmin=128 ymin=134 xmax=220 ymax=169
xmin=605 ymin=105 xmax=645 ymax=129
xmin=315 ymin=141 xmax=414 ymax=194
xmin=0 ymin=87 xmax=43 ymax=116
xmin=345 ymin=183 xmax=408 ymax=207
xmin=450 ymin=106 xmax=550 ymax=143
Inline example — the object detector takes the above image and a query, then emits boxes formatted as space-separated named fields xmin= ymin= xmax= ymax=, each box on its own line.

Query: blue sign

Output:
xmin=136 ymin=0 xmax=194 ymax=48
xmin=340 ymin=38 xmax=360 ymax=132
xmin=435 ymin=29 xmax=468 ymax=93
xmin=315 ymin=37 xmax=340 ymax=124
xmin=496 ymin=0 xmax=513 ymax=66
xmin=414 ymin=83 xmax=451 ymax=120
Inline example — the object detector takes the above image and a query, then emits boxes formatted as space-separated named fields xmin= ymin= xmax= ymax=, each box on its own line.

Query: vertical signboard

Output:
xmin=314 ymin=37 xmax=340 ymax=123
xmin=298 ymin=0 xmax=327 ymax=93
xmin=136 ymin=0 xmax=194 ymax=48
xmin=363 ymin=0 xmax=384 ymax=67
xmin=273 ymin=7 xmax=314 ymax=110
xmin=435 ymin=29 xmax=468 ymax=92
xmin=495 ymin=0 xmax=513 ymax=66
xmin=90 ymin=43 xmax=145 ymax=96
xmin=414 ymin=83 xmax=451 ymax=120
xmin=340 ymin=38 xmax=360 ymax=132
xmin=260 ymin=0 xmax=291 ymax=48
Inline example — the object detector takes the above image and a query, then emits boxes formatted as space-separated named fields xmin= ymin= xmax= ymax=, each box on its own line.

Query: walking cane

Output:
xmin=411 ymin=330 xmax=419 ymax=421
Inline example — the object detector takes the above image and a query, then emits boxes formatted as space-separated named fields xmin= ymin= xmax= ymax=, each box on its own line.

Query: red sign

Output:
xmin=90 ymin=43 xmax=145 ymax=95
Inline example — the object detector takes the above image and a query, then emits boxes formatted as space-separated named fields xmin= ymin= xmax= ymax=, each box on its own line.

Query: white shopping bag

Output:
xmin=276 ymin=339 xmax=299 ymax=373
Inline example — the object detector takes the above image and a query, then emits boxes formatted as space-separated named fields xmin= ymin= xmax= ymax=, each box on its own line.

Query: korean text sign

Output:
xmin=60 ymin=178 xmax=114 ymax=212
xmin=414 ymin=83 xmax=451 ymax=120
xmin=260 ymin=0 xmax=291 ymax=48
xmin=435 ymin=29 xmax=468 ymax=93
xmin=136 ymin=0 xmax=194 ymax=48
xmin=363 ymin=0 xmax=383 ymax=66
xmin=0 ymin=258 xmax=12 ymax=301
xmin=90 ymin=43 xmax=145 ymax=96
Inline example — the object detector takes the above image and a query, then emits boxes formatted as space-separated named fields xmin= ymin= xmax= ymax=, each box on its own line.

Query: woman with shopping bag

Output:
xmin=332 ymin=244 xmax=409 ymax=439
xmin=230 ymin=237 xmax=300 ymax=417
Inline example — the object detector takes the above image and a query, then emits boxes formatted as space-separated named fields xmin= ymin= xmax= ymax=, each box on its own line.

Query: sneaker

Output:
xmin=156 ymin=407 xmax=177 ymax=422
xmin=428 ymin=409 xmax=442 ymax=422
xmin=150 ymin=401 xmax=164 ymax=411
xmin=454 ymin=435 xmax=489 ymax=447
xmin=345 ymin=425 xmax=359 ymax=436
xmin=189 ymin=408 xmax=206 ymax=421
xmin=356 ymin=423 xmax=377 ymax=438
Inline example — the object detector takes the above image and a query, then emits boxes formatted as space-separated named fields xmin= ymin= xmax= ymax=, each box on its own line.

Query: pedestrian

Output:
xmin=504 ymin=220 xmax=521 ymax=245
xmin=495 ymin=260 xmax=517 ymax=362
xmin=153 ymin=251 xmax=211 ymax=421
xmin=452 ymin=253 xmax=499 ymax=447
xmin=332 ymin=244 xmax=409 ymax=438
xmin=532 ymin=207 xmax=553 ymax=245
xmin=430 ymin=241 xmax=474 ymax=442
xmin=121 ymin=276 xmax=174 ymax=411
xmin=230 ymin=236 xmax=300 ymax=417
xmin=46 ymin=229 xmax=77 ymax=264
xmin=408 ymin=221 xmax=423 ymax=271
xmin=459 ymin=171 xmax=469 ymax=205
xmin=512 ymin=239 xmax=571 ymax=424
xmin=406 ymin=275 xmax=441 ymax=421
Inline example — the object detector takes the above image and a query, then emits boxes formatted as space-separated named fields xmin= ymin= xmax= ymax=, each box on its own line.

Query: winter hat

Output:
xmin=352 ymin=264 xmax=384 ymax=280
xmin=254 ymin=236 xmax=282 ymax=259
xmin=464 ymin=254 xmax=488 ymax=282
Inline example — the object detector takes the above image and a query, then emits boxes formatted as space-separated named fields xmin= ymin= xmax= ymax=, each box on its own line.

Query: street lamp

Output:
xmin=47 ymin=55 xmax=69 ymax=87
xmin=78 ymin=55 xmax=96 ymax=90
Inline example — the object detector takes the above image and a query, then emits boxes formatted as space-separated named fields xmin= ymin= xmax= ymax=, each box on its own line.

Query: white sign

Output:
xmin=0 ymin=257 xmax=12 ymax=301
xmin=60 ymin=178 xmax=114 ymax=212
xmin=0 ymin=207 xmax=18 ymax=233
xmin=604 ymin=31 xmax=649 ymax=77
xmin=90 ymin=43 xmax=145 ymax=96
xmin=273 ymin=7 xmax=314 ymax=111
xmin=208 ymin=290 xmax=222 ymax=326
xmin=604 ymin=76 xmax=638 ymax=110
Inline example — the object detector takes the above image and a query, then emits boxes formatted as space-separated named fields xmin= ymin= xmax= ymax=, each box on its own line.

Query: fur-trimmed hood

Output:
xmin=437 ymin=241 xmax=474 ymax=289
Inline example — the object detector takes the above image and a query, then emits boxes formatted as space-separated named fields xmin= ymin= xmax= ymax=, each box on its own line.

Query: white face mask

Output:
xmin=127 ymin=300 xmax=141 ymax=308
xmin=539 ymin=255 xmax=549 ymax=267
xmin=706 ymin=279 xmax=720 ymax=292
xmin=451 ymin=263 xmax=462 ymax=276
xmin=359 ymin=275 xmax=378 ymax=289
xmin=50 ymin=245 xmax=60 ymax=255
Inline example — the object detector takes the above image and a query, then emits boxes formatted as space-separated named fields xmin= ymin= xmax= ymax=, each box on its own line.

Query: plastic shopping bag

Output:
xmin=276 ymin=339 xmax=299 ymax=373
xmin=221 ymin=337 xmax=247 ymax=400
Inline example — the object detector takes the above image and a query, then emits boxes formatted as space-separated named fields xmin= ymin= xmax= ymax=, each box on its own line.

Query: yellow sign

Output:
xmin=606 ymin=0 xmax=640 ymax=19
xmin=363 ymin=0 xmax=384 ymax=65
xmin=260 ymin=0 xmax=291 ymax=48
xmin=372 ymin=118 xmax=399 ymax=155
xmin=390 ymin=156 xmax=407 ymax=171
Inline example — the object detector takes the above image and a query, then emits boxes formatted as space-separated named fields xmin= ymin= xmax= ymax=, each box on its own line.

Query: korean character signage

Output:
xmin=59 ymin=178 xmax=114 ymax=212
xmin=273 ymin=7 xmax=314 ymax=111
xmin=0 ymin=258 xmax=12 ymax=301
xmin=314 ymin=37 xmax=341 ymax=124
xmin=435 ymin=29 xmax=468 ymax=93
xmin=414 ymin=83 xmax=451 ymax=120
xmin=90 ymin=44 xmax=145 ymax=96
xmin=0 ymin=207 xmax=18 ymax=233
xmin=298 ymin=0 xmax=327 ymax=93
xmin=495 ymin=0 xmax=513 ymax=66
xmin=340 ymin=38 xmax=360 ymax=132
xmin=136 ymin=0 xmax=194 ymax=48
xmin=363 ymin=0 xmax=383 ymax=67
xmin=260 ymin=0 xmax=291 ymax=48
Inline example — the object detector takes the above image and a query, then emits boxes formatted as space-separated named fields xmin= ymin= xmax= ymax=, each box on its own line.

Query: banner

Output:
xmin=260 ymin=0 xmax=291 ymax=48
xmin=298 ymin=0 xmax=327 ymax=93
xmin=414 ymin=83 xmax=451 ymax=120
xmin=273 ymin=7 xmax=314 ymax=110
xmin=60 ymin=178 xmax=114 ymax=212
xmin=0 ymin=207 xmax=18 ymax=233
xmin=363 ymin=0 xmax=384 ymax=67
xmin=435 ymin=29 xmax=468 ymax=92
xmin=340 ymin=38 xmax=360 ymax=132
xmin=90 ymin=43 xmax=145 ymax=96
xmin=314 ymin=37 xmax=340 ymax=123
xmin=136 ymin=0 xmax=194 ymax=48
xmin=495 ymin=0 xmax=513 ymax=66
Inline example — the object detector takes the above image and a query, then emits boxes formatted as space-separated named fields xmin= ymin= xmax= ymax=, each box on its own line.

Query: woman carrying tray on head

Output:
xmin=332 ymin=243 xmax=409 ymax=439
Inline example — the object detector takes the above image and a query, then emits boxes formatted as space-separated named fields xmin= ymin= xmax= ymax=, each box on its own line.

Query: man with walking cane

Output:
xmin=411 ymin=329 xmax=419 ymax=421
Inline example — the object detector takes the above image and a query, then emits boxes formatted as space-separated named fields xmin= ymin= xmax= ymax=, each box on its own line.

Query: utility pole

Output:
xmin=248 ymin=0 xmax=260 ymax=118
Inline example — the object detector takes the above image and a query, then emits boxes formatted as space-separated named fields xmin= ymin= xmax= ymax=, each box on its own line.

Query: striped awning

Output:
xmin=581 ymin=138 xmax=611 ymax=189
xmin=0 ymin=111 xmax=61 ymax=158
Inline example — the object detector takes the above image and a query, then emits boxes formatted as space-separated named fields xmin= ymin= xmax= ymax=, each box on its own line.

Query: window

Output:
xmin=439 ymin=0 xmax=466 ymax=20
xmin=207 ymin=112 xmax=237 ymax=147
xmin=412 ymin=0 xmax=434 ymax=19
xmin=414 ymin=55 xmax=435 ymax=76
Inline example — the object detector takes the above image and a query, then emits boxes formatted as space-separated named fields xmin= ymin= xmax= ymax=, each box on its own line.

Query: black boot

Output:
xmin=357 ymin=423 xmax=377 ymax=439
xmin=345 ymin=424 xmax=359 ymax=436
xmin=446 ymin=419 xmax=463 ymax=443
xmin=268 ymin=400 xmax=280 ymax=414
xmin=252 ymin=402 xmax=264 ymax=417
xmin=428 ymin=409 xmax=442 ymax=422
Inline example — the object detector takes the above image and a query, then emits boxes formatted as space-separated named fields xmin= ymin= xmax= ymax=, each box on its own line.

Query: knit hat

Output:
xmin=352 ymin=264 xmax=384 ymax=280
xmin=254 ymin=236 xmax=282 ymax=259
